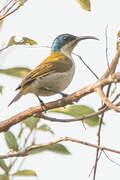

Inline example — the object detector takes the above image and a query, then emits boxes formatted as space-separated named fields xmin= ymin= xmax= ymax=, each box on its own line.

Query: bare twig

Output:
xmin=73 ymin=53 xmax=99 ymax=79
xmin=105 ymin=25 xmax=110 ymax=72
xmin=92 ymin=114 xmax=104 ymax=180
xmin=0 ymin=0 xmax=27 ymax=21
xmin=95 ymin=87 xmax=120 ymax=112
xmin=0 ymin=0 xmax=13 ymax=14
xmin=1 ymin=137 xmax=120 ymax=159
xmin=92 ymin=34 xmax=120 ymax=179
xmin=101 ymin=47 xmax=120 ymax=79
xmin=103 ymin=150 xmax=120 ymax=166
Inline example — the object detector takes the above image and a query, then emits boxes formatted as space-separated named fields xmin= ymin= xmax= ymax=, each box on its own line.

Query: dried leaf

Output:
xmin=117 ymin=31 xmax=120 ymax=50
xmin=77 ymin=0 xmax=91 ymax=11
xmin=7 ymin=36 xmax=37 ymax=47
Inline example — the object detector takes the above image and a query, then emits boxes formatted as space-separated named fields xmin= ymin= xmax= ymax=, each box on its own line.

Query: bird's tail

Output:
xmin=8 ymin=92 xmax=22 ymax=107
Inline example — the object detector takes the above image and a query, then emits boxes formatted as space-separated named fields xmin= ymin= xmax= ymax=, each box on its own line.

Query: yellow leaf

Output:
xmin=77 ymin=0 xmax=91 ymax=11
xmin=117 ymin=31 xmax=120 ymax=50
xmin=0 ymin=20 xmax=3 ymax=29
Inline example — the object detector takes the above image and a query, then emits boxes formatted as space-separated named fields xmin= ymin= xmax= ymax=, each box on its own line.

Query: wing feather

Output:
xmin=16 ymin=53 xmax=72 ymax=90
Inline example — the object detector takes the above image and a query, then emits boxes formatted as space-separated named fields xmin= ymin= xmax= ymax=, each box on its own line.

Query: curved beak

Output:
xmin=76 ymin=36 xmax=99 ymax=41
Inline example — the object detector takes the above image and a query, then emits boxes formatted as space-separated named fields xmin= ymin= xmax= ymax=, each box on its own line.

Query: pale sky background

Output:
xmin=0 ymin=0 xmax=120 ymax=179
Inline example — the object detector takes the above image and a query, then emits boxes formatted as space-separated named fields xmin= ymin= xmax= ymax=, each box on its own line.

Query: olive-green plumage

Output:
xmin=9 ymin=33 xmax=98 ymax=106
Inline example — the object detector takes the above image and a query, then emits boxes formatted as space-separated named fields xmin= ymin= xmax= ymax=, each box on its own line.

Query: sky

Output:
xmin=0 ymin=0 xmax=120 ymax=179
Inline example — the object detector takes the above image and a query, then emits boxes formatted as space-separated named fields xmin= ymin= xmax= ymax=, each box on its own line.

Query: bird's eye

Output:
xmin=63 ymin=36 xmax=69 ymax=41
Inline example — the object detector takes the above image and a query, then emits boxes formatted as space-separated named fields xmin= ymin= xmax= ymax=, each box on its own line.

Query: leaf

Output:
xmin=29 ymin=143 xmax=71 ymax=155
xmin=37 ymin=124 xmax=54 ymax=135
xmin=49 ymin=105 xmax=100 ymax=126
xmin=0 ymin=86 xmax=3 ymax=94
xmin=117 ymin=31 xmax=120 ymax=50
xmin=4 ymin=131 xmax=18 ymax=151
xmin=0 ymin=20 xmax=3 ymax=29
xmin=12 ymin=170 xmax=37 ymax=177
xmin=0 ymin=160 xmax=8 ymax=172
xmin=19 ymin=0 xmax=27 ymax=6
xmin=22 ymin=37 xmax=37 ymax=45
xmin=0 ymin=174 xmax=9 ymax=180
xmin=77 ymin=0 xmax=91 ymax=11
xmin=7 ymin=36 xmax=16 ymax=47
xmin=7 ymin=36 xmax=37 ymax=47
xmin=0 ymin=67 xmax=31 ymax=78
xmin=110 ymin=86 xmax=117 ymax=97
xmin=23 ymin=117 xmax=40 ymax=130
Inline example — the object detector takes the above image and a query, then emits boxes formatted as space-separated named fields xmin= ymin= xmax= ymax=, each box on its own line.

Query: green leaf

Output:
xmin=7 ymin=36 xmax=37 ymax=47
xmin=0 ymin=174 xmax=9 ymax=180
xmin=23 ymin=117 xmax=40 ymax=130
xmin=77 ymin=0 xmax=91 ymax=11
xmin=49 ymin=105 xmax=99 ymax=127
xmin=4 ymin=131 xmax=18 ymax=151
xmin=12 ymin=170 xmax=37 ymax=177
xmin=0 ymin=67 xmax=31 ymax=78
xmin=0 ymin=86 xmax=3 ymax=94
xmin=0 ymin=160 xmax=8 ymax=172
xmin=30 ymin=143 xmax=71 ymax=155
xmin=37 ymin=124 xmax=54 ymax=135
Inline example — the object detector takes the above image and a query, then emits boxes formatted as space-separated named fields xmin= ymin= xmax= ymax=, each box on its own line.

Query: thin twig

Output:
xmin=1 ymin=137 xmax=120 ymax=159
xmin=95 ymin=87 xmax=120 ymax=112
xmin=103 ymin=150 xmax=120 ymax=166
xmin=101 ymin=47 xmax=120 ymax=79
xmin=89 ymin=151 xmax=102 ymax=177
xmin=73 ymin=53 xmax=99 ymax=79
xmin=105 ymin=25 xmax=110 ymax=72
xmin=0 ymin=0 xmax=27 ymax=21
xmin=0 ymin=0 xmax=13 ymax=14
xmin=40 ymin=92 xmax=120 ymax=123
xmin=92 ymin=114 xmax=104 ymax=180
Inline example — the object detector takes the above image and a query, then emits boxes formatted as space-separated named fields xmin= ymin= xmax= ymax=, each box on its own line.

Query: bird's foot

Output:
xmin=37 ymin=96 xmax=47 ymax=112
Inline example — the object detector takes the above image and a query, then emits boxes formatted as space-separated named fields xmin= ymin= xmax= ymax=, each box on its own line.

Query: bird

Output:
xmin=8 ymin=33 xmax=98 ymax=107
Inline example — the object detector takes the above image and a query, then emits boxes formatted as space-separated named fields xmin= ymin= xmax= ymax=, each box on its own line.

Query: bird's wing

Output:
xmin=16 ymin=54 xmax=72 ymax=90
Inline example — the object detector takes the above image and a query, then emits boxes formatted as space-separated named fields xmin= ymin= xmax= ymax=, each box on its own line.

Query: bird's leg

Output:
xmin=36 ymin=96 xmax=46 ymax=112
xmin=45 ymin=89 xmax=74 ymax=106
xmin=43 ymin=88 xmax=69 ymax=108
xmin=44 ymin=88 xmax=68 ymax=97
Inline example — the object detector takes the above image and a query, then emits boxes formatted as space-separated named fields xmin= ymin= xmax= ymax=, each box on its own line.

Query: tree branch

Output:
xmin=0 ymin=72 xmax=120 ymax=132
xmin=0 ymin=137 xmax=120 ymax=159
xmin=0 ymin=0 xmax=27 ymax=21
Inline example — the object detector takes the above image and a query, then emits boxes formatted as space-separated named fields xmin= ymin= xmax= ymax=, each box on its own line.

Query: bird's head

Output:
xmin=52 ymin=33 xmax=98 ymax=57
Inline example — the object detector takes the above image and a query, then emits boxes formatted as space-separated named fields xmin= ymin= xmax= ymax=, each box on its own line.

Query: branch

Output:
xmin=0 ymin=0 xmax=27 ymax=21
xmin=101 ymin=47 xmax=120 ymax=79
xmin=0 ymin=137 xmax=120 ymax=159
xmin=95 ymin=87 xmax=120 ymax=112
xmin=0 ymin=72 xmax=120 ymax=132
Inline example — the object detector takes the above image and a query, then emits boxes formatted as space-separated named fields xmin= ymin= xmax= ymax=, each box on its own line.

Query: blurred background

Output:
xmin=0 ymin=0 xmax=120 ymax=179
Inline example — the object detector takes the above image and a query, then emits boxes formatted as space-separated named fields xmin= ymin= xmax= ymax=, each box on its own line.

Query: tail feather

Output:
xmin=8 ymin=92 xmax=22 ymax=107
